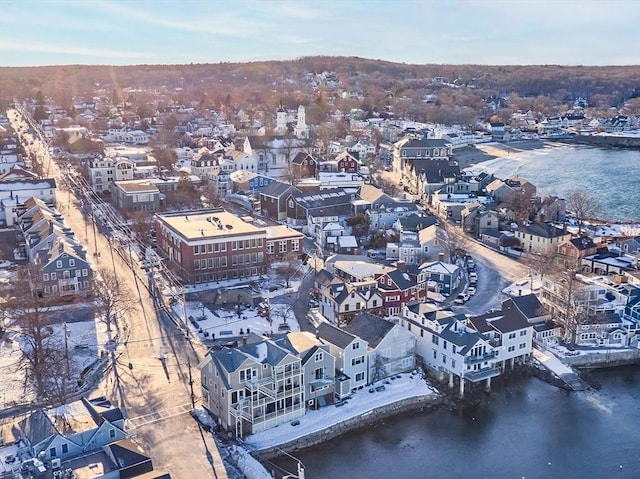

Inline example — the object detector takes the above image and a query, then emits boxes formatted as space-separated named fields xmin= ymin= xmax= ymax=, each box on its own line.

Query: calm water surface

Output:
xmin=475 ymin=144 xmax=640 ymax=223
xmin=272 ymin=367 xmax=640 ymax=479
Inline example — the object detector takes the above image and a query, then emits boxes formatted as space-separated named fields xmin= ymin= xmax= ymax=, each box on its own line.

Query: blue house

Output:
xmin=420 ymin=261 xmax=461 ymax=295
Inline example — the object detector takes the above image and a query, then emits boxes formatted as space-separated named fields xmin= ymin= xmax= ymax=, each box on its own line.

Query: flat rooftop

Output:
xmin=157 ymin=209 xmax=264 ymax=240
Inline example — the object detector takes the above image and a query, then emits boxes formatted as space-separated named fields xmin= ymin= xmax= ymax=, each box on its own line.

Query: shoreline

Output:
xmin=250 ymin=392 xmax=442 ymax=461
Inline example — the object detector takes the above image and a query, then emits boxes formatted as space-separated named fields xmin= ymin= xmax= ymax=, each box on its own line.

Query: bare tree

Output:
xmin=4 ymin=264 xmax=76 ymax=402
xmin=566 ymin=189 xmax=599 ymax=235
xmin=504 ymin=191 xmax=534 ymax=226
xmin=92 ymin=268 xmax=137 ymax=333
xmin=369 ymin=352 xmax=389 ymax=384
xmin=438 ymin=223 xmax=469 ymax=263
xmin=273 ymin=253 xmax=302 ymax=288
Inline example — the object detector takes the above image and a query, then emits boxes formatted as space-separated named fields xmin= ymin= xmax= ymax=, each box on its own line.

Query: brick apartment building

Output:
xmin=155 ymin=209 xmax=303 ymax=284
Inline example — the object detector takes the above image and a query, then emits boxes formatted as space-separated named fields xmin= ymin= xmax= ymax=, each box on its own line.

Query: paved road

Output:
xmin=11 ymin=109 xmax=236 ymax=479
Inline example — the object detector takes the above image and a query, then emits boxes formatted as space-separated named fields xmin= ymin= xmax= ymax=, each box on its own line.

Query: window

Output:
xmin=352 ymin=342 xmax=359 ymax=350
xmin=51 ymin=272 xmax=57 ymax=280
xmin=50 ymin=447 xmax=56 ymax=457
xmin=56 ymin=260 xmax=62 ymax=268
xmin=82 ymin=269 xmax=88 ymax=277
xmin=519 ymin=343 xmax=526 ymax=349
xmin=508 ymin=332 xmax=517 ymax=340
xmin=433 ymin=350 xmax=437 ymax=359
xmin=520 ymin=330 xmax=527 ymax=336
xmin=355 ymin=372 xmax=365 ymax=382
xmin=442 ymin=354 xmax=447 ymax=364
xmin=43 ymin=273 xmax=49 ymax=281
xmin=280 ymin=241 xmax=287 ymax=253
xmin=292 ymin=240 xmax=299 ymax=251
xmin=508 ymin=345 xmax=516 ymax=352
xmin=351 ymin=356 xmax=365 ymax=366
xmin=61 ymin=444 xmax=68 ymax=454
xmin=69 ymin=259 xmax=75 ymax=267
xmin=432 ymin=335 xmax=439 ymax=345
xmin=344 ymin=304 xmax=350 ymax=312
xmin=451 ymin=359 xmax=456 ymax=369
xmin=109 ymin=429 xmax=116 ymax=439
xmin=373 ymin=299 xmax=377 ymax=307
xmin=315 ymin=351 xmax=324 ymax=362
xmin=221 ymin=257 xmax=227 ymax=267
xmin=232 ymin=241 xmax=237 ymax=250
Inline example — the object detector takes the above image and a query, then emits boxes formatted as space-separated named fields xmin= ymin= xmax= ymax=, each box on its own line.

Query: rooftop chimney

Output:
xmin=397 ymin=260 xmax=406 ymax=271
xmin=438 ymin=252 xmax=445 ymax=263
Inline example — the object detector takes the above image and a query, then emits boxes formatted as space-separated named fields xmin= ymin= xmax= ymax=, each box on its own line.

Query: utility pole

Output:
xmin=64 ymin=322 xmax=70 ymax=378
xmin=188 ymin=359 xmax=195 ymax=408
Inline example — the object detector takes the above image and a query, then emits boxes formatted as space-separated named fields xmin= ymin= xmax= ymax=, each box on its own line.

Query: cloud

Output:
xmin=0 ymin=40 xmax=155 ymax=60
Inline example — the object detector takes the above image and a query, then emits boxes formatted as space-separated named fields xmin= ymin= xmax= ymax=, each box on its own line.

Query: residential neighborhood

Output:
xmin=1 ymin=55 xmax=639 ymax=479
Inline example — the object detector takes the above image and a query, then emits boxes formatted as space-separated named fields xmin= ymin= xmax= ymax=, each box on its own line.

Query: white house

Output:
xmin=400 ymin=303 xmax=500 ymax=396
xmin=316 ymin=322 xmax=369 ymax=397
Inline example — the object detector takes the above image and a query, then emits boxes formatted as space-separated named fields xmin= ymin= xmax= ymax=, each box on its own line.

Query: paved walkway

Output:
xmin=533 ymin=347 xmax=589 ymax=391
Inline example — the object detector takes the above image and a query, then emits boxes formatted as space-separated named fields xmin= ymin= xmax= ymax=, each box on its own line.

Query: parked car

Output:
xmin=454 ymin=293 xmax=470 ymax=304
xmin=469 ymin=272 xmax=478 ymax=282
xmin=467 ymin=286 xmax=476 ymax=296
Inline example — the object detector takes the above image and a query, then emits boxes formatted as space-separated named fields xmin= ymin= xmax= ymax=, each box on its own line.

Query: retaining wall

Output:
xmin=563 ymin=349 xmax=640 ymax=368
xmin=252 ymin=393 xmax=442 ymax=461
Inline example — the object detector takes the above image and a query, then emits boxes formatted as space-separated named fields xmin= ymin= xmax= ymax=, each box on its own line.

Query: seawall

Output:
xmin=251 ymin=393 xmax=442 ymax=461
xmin=553 ymin=134 xmax=640 ymax=149
xmin=562 ymin=349 xmax=640 ymax=369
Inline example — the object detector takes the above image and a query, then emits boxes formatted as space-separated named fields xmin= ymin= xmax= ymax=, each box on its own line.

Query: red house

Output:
xmin=375 ymin=266 xmax=427 ymax=316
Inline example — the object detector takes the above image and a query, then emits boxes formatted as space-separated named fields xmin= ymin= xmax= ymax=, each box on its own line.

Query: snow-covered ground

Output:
xmin=242 ymin=373 xmax=437 ymax=451
xmin=532 ymin=347 xmax=575 ymax=376
xmin=0 ymin=313 xmax=111 ymax=408
xmin=502 ymin=274 xmax=543 ymax=297
xmin=177 ymin=301 xmax=301 ymax=341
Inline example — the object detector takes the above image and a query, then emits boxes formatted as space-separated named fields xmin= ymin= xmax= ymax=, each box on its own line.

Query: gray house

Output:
xmin=111 ymin=180 xmax=160 ymax=213
xmin=344 ymin=312 xmax=417 ymax=383
xmin=275 ymin=331 xmax=337 ymax=409
xmin=15 ymin=397 xmax=126 ymax=462
xmin=198 ymin=337 xmax=305 ymax=438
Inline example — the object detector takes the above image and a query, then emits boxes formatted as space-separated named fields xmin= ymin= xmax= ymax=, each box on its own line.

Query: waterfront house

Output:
xmin=514 ymin=222 xmax=571 ymax=255
xmin=467 ymin=300 xmax=535 ymax=370
xmin=558 ymin=236 xmax=598 ymax=259
xmin=198 ymin=337 xmax=305 ymax=439
xmin=275 ymin=332 xmax=336 ymax=409
xmin=344 ymin=312 xmax=417 ymax=382
xmin=540 ymin=274 xmax=640 ymax=344
xmin=316 ymin=322 xmax=369 ymax=397
xmin=400 ymin=303 xmax=500 ymax=396
xmin=376 ymin=267 xmax=427 ymax=317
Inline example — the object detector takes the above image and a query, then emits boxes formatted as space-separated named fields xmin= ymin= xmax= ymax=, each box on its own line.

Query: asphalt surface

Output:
xmin=10 ymin=109 xmax=238 ymax=479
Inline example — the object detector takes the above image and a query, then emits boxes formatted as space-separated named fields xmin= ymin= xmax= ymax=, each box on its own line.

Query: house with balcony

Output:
xmin=87 ymin=157 xmax=134 ymax=194
xmin=400 ymin=303 xmax=500 ymax=396
xmin=198 ymin=337 xmax=305 ymax=439
xmin=539 ymin=274 xmax=640 ymax=344
xmin=275 ymin=332 xmax=336 ymax=409
xmin=467 ymin=300 xmax=535 ymax=371
xmin=316 ymin=322 xmax=369 ymax=397
xmin=344 ymin=312 xmax=417 ymax=382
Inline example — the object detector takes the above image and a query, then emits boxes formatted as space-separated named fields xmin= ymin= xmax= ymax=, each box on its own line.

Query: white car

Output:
xmin=454 ymin=293 xmax=470 ymax=304
xmin=467 ymin=286 xmax=476 ymax=296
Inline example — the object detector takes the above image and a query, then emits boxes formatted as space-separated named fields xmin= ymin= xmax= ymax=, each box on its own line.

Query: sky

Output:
xmin=1 ymin=0 xmax=639 ymax=67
